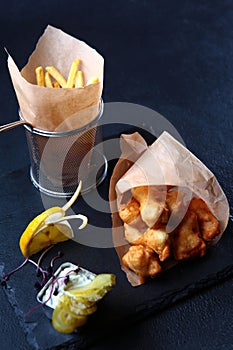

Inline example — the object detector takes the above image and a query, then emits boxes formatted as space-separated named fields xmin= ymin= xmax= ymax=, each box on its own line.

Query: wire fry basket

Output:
xmin=20 ymin=100 xmax=107 ymax=197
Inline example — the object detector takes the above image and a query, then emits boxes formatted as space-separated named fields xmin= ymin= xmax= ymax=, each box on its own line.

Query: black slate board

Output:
xmin=0 ymin=161 xmax=233 ymax=350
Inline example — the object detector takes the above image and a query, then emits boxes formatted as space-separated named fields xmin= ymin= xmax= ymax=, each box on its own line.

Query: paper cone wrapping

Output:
xmin=7 ymin=25 xmax=104 ymax=131
xmin=109 ymin=131 xmax=229 ymax=286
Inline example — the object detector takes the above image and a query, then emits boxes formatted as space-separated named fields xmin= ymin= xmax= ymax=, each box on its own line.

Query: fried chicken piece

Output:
xmin=134 ymin=226 xmax=170 ymax=261
xmin=119 ymin=197 xmax=147 ymax=243
xmin=122 ymin=245 xmax=162 ymax=283
xmin=166 ymin=189 xmax=185 ymax=215
xmin=188 ymin=198 xmax=220 ymax=241
xmin=172 ymin=211 xmax=206 ymax=261
xmin=118 ymin=197 xmax=141 ymax=224
xmin=153 ymin=206 xmax=170 ymax=228
xmin=124 ymin=224 xmax=144 ymax=243
xmin=166 ymin=188 xmax=193 ymax=232
xmin=132 ymin=186 xmax=166 ymax=228
xmin=124 ymin=216 xmax=148 ymax=243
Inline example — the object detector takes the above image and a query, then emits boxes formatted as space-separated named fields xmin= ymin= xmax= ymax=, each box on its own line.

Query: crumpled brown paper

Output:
xmin=7 ymin=25 xmax=104 ymax=131
xmin=109 ymin=131 xmax=229 ymax=286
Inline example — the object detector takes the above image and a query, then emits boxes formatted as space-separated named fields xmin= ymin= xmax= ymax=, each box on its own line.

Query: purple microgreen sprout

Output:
xmin=50 ymin=251 xmax=63 ymax=268
xmin=36 ymin=245 xmax=55 ymax=276
xmin=2 ymin=258 xmax=29 ymax=282
xmin=25 ymin=268 xmax=80 ymax=317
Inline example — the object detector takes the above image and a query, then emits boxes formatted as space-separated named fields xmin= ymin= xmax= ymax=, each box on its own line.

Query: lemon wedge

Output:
xmin=19 ymin=182 xmax=87 ymax=257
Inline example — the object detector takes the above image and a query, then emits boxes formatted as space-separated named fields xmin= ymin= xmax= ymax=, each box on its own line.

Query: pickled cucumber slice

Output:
xmin=52 ymin=305 xmax=87 ymax=333
xmin=68 ymin=302 xmax=97 ymax=317
xmin=66 ymin=274 xmax=116 ymax=294
xmin=52 ymin=295 xmax=87 ymax=333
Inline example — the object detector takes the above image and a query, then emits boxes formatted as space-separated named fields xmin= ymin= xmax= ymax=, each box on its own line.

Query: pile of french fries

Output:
xmin=35 ymin=59 xmax=99 ymax=88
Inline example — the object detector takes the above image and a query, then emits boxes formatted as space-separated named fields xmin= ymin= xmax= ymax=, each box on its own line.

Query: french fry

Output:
xmin=45 ymin=72 xmax=53 ymax=88
xmin=46 ymin=66 xmax=67 ymax=88
xmin=75 ymin=70 xmax=84 ymax=88
xmin=66 ymin=59 xmax=80 ymax=88
xmin=86 ymin=76 xmax=99 ymax=86
xmin=53 ymin=81 xmax=61 ymax=88
xmin=36 ymin=63 xmax=99 ymax=89
xmin=35 ymin=66 xmax=45 ymax=86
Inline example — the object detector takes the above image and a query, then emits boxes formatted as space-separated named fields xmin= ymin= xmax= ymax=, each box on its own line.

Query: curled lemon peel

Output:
xmin=19 ymin=181 xmax=87 ymax=257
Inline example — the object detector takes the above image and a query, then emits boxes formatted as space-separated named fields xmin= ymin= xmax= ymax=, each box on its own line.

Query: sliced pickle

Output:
xmin=68 ymin=302 xmax=97 ymax=317
xmin=52 ymin=302 xmax=87 ymax=333
xmin=66 ymin=294 xmax=96 ymax=309
xmin=51 ymin=273 xmax=116 ymax=333
xmin=66 ymin=274 xmax=116 ymax=295
xmin=66 ymin=287 xmax=105 ymax=301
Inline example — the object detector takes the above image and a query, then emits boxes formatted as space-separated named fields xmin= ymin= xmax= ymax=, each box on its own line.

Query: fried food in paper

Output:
xmin=132 ymin=186 xmax=166 ymax=227
xmin=122 ymin=245 xmax=162 ymax=284
xmin=172 ymin=211 xmax=206 ymax=261
xmin=119 ymin=198 xmax=140 ymax=224
xmin=189 ymin=198 xmax=220 ymax=241
xmin=110 ymin=132 xmax=229 ymax=286
xmin=119 ymin=185 xmax=220 ymax=282
xmin=134 ymin=227 xmax=171 ymax=262
xmin=124 ymin=219 xmax=147 ymax=243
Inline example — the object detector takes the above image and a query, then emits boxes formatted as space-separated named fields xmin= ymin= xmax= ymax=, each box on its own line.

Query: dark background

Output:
xmin=0 ymin=1 xmax=232 ymax=349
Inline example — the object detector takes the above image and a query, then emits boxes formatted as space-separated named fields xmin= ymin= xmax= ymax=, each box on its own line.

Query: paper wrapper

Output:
xmin=109 ymin=131 xmax=229 ymax=286
xmin=7 ymin=25 xmax=104 ymax=131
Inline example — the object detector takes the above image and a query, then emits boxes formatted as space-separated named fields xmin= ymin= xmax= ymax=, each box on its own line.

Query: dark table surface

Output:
xmin=0 ymin=1 xmax=233 ymax=349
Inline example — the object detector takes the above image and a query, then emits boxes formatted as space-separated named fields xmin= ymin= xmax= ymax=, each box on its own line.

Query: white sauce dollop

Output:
xmin=38 ymin=263 xmax=95 ymax=309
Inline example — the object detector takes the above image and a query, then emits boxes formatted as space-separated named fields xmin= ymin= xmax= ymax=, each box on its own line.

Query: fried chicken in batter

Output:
xmin=118 ymin=185 xmax=220 ymax=283
xmin=132 ymin=186 xmax=166 ymax=227
xmin=124 ymin=224 xmax=147 ymax=243
xmin=119 ymin=197 xmax=147 ymax=243
xmin=172 ymin=211 xmax=206 ymax=261
xmin=134 ymin=227 xmax=170 ymax=261
xmin=122 ymin=245 xmax=162 ymax=283
xmin=154 ymin=206 xmax=170 ymax=228
xmin=166 ymin=189 xmax=185 ymax=215
xmin=188 ymin=198 xmax=220 ymax=241
xmin=118 ymin=197 xmax=140 ymax=224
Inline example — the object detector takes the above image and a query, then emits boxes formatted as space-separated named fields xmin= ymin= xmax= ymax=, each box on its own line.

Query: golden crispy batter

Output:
xmin=122 ymin=245 xmax=162 ymax=283
xmin=124 ymin=215 xmax=147 ymax=243
xmin=166 ymin=189 xmax=192 ymax=232
xmin=118 ymin=186 xmax=220 ymax=283
xmin=124 ymin=223 xmax=145 ymax=243
xmin=134 ymin=227 xmax=170 ymax=261
xmin=188 ymin=198 xmax=220 ymax=241
xmin=172 ymin=211 xmax=206 ymax=261
xmin=132 ymin=186 xmax=166 ymax=227
xmin=153 ymin=206 xmax=170 ymax=228
xmin=166 ymin=189 xmax=187 ymax=216
xmin=118 ymin=198 xmax=140 ymax=224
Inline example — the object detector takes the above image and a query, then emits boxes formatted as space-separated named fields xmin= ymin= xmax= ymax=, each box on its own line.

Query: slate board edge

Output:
xmin=1 ymin=263 xmax=233 ymax=350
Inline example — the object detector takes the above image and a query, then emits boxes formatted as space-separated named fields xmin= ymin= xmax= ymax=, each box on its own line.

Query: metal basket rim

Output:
xmin=19 ymin=99 xmax=104 ymax=138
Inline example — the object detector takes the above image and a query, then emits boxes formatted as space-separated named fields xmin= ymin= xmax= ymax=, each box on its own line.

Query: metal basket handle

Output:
xmin=0 ymin=120 xmax=32 ymax=133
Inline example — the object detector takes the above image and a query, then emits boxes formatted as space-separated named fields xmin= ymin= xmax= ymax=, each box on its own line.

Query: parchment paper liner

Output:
xmin=109 ymin=131 xmax=229 ymax=286
xmin=7 ymin=25 xmax=104 ymax=132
